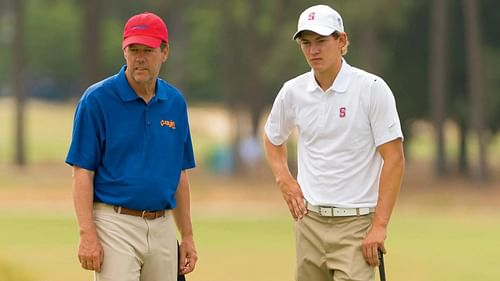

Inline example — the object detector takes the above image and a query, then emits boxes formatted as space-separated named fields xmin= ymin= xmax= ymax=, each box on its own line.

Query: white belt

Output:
xmin=306 ymin=202 xmax=375 ymax=217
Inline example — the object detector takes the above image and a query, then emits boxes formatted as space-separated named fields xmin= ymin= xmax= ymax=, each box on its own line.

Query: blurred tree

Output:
xmin=1 ymin=0 xmax=499 ymax=177
xmin=463 ymin=0 xmax=488 ymax=181
xmin=447 ymin=1 xmax=470 ymax=175
xmin=217 ymin=0 xmax=304 ymax=171
xmin=481 ymin=0 xmax=500 ymax=134
xmin=80 ymin=0 xmax=103 ymax=90
xmin=429 ymin=0 xmax=449 ymax=176
xmin=13 ymin=0 xmax=26 ymax=166
xmin=480 ymin=0 xmax=500 ymax=172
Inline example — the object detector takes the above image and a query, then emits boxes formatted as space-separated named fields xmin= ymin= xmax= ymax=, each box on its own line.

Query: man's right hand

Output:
xmin=262 ymin=136 xmax=307 ymax=220
xmin=278 ymin=179 xmax=307 ymax=220
xmin=78 ymin=232 xmax=104 ymax=272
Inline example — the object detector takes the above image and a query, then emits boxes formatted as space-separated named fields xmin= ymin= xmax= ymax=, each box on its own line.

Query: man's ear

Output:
xmin=339 ymin=32 xmax=347 ymax=48
xmin=123 ymin=46 xmax=128 ymax=61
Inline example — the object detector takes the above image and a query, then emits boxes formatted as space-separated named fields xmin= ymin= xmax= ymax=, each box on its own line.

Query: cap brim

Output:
xmin=292 ymin=25 xmax=337 ymax=40
xmin=122 ymin=35 xmax=163 ymax=49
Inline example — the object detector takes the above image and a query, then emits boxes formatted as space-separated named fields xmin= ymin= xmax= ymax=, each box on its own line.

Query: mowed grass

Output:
xmin=1 ymin=208 xmax=500 ymax=281
xmin=2 ymin=98 xmax=500 ymax=281
xmin=0 ymin=98 xmax=74 ymax=164
xmin=388 ymin=212 xmax=500 ymax=281
xmin=0 ymin=208 xmax=295 ymax=281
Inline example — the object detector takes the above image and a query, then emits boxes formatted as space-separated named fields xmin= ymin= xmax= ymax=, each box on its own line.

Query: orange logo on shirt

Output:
xmin=160 ymin=120 xmax=176 ymax=129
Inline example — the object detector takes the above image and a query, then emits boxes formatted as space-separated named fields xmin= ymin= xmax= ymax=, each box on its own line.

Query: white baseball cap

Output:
xmin=293 ymin=5 xmax=344 ymax=40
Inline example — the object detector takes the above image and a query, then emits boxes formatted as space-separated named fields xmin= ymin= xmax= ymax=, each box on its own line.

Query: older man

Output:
xmin=66 ymin=12 xmax=197 ymax=281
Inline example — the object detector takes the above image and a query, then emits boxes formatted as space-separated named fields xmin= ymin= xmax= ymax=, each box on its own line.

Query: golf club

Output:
xmin=378 ymin=249 xmax=386 ymax=281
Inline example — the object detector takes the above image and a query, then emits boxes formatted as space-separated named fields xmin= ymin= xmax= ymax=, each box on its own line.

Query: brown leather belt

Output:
xmin=113 ymin=206 xmax=166 ymax=220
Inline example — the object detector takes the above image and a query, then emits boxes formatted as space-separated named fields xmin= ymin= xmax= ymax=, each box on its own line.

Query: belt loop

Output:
xmin=117 ymin=206 xmax=122 ymax=214
xmin=141 ymin=210 xmax=146 ymax=218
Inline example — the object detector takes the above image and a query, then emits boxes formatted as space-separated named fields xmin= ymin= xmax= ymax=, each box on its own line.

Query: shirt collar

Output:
xmin=115 ymin=65 xmax=169 ymax=102
xmin=306 ymin=58 xmax=353 ymax=93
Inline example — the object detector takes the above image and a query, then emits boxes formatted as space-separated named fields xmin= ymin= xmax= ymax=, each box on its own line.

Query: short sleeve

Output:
xmin=368 ymin=78 xmax=404 ymax=146
xmin=65 ymin=97 xmax=104 ymax=170
xmin=182 ymin=122 xmax=196 ymax=170
xmin=264 ymin=85 xmax=295 ymax=145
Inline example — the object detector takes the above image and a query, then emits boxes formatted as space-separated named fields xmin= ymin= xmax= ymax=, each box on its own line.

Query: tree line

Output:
xmin=2 ymin=0 xmax=499 ymax=181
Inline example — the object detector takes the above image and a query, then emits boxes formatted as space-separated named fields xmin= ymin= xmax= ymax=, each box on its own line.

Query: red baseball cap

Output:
xmin=122 ymin=12 xmax=168 ymax=49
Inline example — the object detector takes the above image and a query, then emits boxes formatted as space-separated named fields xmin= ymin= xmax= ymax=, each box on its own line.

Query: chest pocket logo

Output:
xmin=160 ymin=120 xmax=176 ymax=129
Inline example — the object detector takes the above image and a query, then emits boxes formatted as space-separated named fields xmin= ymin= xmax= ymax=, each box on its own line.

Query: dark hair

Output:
xmin=160 ymin=41 xmax=168 ymax=51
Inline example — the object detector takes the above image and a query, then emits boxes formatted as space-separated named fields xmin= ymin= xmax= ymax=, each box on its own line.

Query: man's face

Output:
xmin=298 ymin=31 xmax=345 ymax=73
xmin=123 ymin=44 xmax=169 ymax=85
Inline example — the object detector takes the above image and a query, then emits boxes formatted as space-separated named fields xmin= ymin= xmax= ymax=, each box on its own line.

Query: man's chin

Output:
xmin=133 ymin=74 xmax=150 ymax=83
xmin=311 ymin=66 xmax=325 ymax=73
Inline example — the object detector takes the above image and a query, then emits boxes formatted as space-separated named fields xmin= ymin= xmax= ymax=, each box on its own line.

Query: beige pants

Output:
xmin=93 ymin=203 xmax=177 ymax=281
xmin=295 ymin=212 xmax=375 ymax=281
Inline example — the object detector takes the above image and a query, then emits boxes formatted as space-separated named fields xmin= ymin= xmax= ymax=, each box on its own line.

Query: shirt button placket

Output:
xmin=145 ymin=107 xmax=151 ymax=131
xmin=318 ymin=92 xmax=329 ymax=127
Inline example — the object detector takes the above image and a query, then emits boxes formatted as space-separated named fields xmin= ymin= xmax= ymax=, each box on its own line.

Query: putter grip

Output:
xmin=378 ymin=249 xmax=386 ymax=281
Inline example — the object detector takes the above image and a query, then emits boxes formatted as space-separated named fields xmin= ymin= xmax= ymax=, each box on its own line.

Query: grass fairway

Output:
xmin=1 ymin=207 xmax=500 ymax=281
xmin=0 ymin=209 xmax=90 ymax=281
xmin=0 ymin=208 xmax=295 ymax=281
xmin=1 ymin=98 xmax=500 ymax=281
xmin=388 ymin=211 xmax=500 ymax=281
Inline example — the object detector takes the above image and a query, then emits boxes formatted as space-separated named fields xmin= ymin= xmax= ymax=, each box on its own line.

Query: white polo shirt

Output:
xmin=264 ymin=59 xmax=403 ymax=208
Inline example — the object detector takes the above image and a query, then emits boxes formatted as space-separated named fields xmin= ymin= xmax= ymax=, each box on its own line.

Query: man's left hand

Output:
xmin=179 ymin=236 xmax=198 ymax=274
xmin=362 ymin=224 xmax=387 ymax=267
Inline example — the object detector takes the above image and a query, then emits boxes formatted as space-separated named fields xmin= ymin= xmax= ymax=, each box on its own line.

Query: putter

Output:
xmin=378 ymin=249 xmax=386 ymax=281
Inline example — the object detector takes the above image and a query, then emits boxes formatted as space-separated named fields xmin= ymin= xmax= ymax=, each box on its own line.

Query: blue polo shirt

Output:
xmin=66 ymin=66 xmax=195 ymax=211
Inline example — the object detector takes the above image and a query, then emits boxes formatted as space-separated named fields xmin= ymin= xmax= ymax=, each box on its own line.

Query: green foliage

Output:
xmin=101 ymin=19 xmax=125 ymax=77
xmin=25 ymin=0 xmax=81 ymax=87
xmin=181 ymin=6 xmax=222 ymax=101
xmin=384 ymin=0 xmax=430 ymax=122
xmin=1 ymin=0 xmax=500 ymax=166
xmin=0 ymin=14 xmax=11 ymax=94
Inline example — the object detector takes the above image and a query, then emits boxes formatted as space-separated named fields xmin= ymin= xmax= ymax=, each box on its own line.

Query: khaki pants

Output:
xmin=93 ymin=203 xmax=177 ymax=281
xmin=295 ymin=212 xmax=375 ymax=281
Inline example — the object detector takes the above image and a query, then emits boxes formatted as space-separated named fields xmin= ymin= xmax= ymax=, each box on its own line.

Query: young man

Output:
xmin=263 ymin=5 xmax=405 ymax=281
xmin=66 ymin=12 xmax=197 ymax=281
